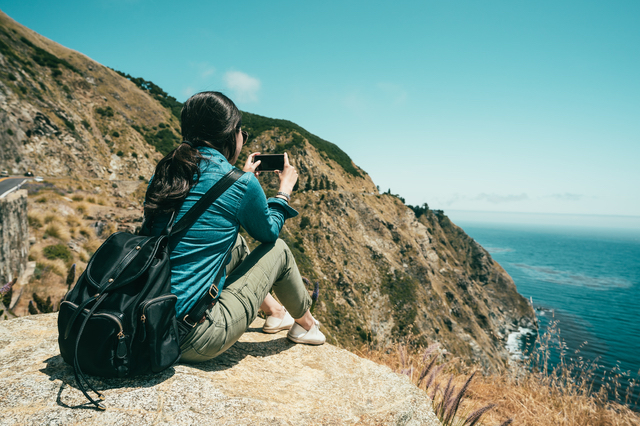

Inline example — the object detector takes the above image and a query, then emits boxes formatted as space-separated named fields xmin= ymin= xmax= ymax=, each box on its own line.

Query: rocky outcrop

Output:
xmin=0 ymin=190 xmax=27 ymax=286
xmin=0 ymin=314 xmax=440 ymax=426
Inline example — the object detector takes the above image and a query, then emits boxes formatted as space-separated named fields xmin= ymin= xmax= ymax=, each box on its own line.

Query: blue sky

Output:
xmin=2 ymin=1 xmax=639 ymax=219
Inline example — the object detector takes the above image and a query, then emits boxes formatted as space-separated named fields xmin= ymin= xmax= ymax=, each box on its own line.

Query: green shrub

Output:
xmin=131 ymin=152 xmax=138 ymax=158
xmin=116 ymin=151 xmax=124 ymax=156
xmin=299 ymin=216 xmax=311 ymax=230
xmin=112 ymin=131 xmax=120 ymax=138
xmin=81 ymin=120 xmax=90 ymax=129
xmin=63 ymin=119 xmax=75 ymax=131
xmin=43 ymin=243 xmax=72 ymax=263
xmin=7 ymin=129 xmax=13 ymax=135
xmin=144 ymin=128 xmax=179 ymax=155
xmin=95 ymin=106 xmax=114 ymax=117
xmin=8 ymin=74 xmax=16 ymax=81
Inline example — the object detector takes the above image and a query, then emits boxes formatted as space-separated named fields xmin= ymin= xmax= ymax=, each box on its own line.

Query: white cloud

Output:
xmin=547 ymin=193 xmax=583 ymax=201
xmin=342 ymin=92 xmax=368 ymax=115
xmin=182 ymin=86 xmax=196 ymax=98
xmin=377 ymin=82 xmax=408 ymax=105
xmin=202 ymin=68 xmax=215 ymax=78
xmin=224 ymin=71 xmax=261 ymax=103
xmin=475 ymin=193 xmax=529 ymax=204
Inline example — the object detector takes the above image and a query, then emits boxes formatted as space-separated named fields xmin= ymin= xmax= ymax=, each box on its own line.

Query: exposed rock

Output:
xmin=0 ymin=314 xmax=441 ymax=426
xmin=0 ymin=190 xmax=28 ymax=287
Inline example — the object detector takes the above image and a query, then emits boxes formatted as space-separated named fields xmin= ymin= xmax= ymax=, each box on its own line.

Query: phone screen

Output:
xmin=255 ymin=154 xmax=285 ymax=172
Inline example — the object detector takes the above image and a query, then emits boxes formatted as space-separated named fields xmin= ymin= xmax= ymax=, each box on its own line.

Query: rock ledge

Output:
xmin=0 ymin=314 xmax=440 ymax=425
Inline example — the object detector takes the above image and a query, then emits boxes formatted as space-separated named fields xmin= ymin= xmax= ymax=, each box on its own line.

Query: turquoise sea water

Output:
xmin=452 ymin=219 xmax=640 ymax=408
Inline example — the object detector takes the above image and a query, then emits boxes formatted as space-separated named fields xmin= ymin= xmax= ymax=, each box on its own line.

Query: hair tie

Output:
xmin=182 ymin=140 xmax=194 ymax=148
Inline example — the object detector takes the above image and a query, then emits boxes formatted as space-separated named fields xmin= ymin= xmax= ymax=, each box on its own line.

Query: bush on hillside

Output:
xmin=42 ymin=243 xmax=72 ymax=263
xmin=95 ymin=106 xmax=114 ymax=117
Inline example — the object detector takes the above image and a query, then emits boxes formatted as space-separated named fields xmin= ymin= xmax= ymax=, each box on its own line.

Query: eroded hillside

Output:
xmin=0 ymin=11 xmax=175 ymax=180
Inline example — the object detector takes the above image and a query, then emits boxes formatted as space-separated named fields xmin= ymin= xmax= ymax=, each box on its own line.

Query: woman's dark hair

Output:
xmin=144 ymin=91 xmax=242 ymax=216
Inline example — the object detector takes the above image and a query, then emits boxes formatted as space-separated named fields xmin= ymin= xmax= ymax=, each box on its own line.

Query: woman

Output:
xmin=144 ymin=91 xmax=325 ymax=363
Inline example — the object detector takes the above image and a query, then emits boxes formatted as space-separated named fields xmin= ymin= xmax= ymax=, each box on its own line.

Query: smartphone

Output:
xmin=254 ymin=154 xmax=285 ymax=172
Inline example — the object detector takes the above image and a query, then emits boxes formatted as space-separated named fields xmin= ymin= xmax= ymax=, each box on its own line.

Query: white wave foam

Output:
xmin=506 ymin=327 xmax=535 ymax=360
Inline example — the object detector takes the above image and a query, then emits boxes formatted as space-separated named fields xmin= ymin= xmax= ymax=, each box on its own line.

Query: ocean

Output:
xmin=448 ymin=211 xmax=640 ymax=408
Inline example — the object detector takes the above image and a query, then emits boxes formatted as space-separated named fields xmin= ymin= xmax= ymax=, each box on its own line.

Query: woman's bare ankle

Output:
xmin=265 ymin=305 xmax=285 ymax=319
xmin=294 ymin=310 xmax=316 ymax=331
xmin=261 ymin=294 xmax=285 ymax=319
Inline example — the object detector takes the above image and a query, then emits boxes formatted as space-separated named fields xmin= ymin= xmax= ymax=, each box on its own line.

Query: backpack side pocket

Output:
xmin=139 ymin=294 xmax=181 ymax=372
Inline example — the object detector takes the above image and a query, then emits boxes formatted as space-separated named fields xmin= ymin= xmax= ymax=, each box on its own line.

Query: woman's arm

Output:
xmin=237 ymin=152 xmax=298 ymax=243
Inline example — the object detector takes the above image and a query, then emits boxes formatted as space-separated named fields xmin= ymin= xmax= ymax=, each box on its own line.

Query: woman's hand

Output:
xmin=275 ymin=152 xmax=298 ymax=196
xmin=243 ymin=152 xmax=261 ymax=178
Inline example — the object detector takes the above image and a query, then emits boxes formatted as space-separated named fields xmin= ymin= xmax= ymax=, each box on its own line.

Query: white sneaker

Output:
xmin=262 ymin=310 xmax=295 ymax=334
xmin=287 ymin=320 xmax=326 ymax=345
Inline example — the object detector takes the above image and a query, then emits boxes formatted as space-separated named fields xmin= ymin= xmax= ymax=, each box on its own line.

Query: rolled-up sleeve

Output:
xmin=237 ymin=176 xmax=298 ymax=243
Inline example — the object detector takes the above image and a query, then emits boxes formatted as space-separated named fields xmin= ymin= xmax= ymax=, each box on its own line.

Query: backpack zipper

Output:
xmin=61 ymin=300 xmax=124 ymax=337
xmin=139 ymin=294 xmax=177 ymax=324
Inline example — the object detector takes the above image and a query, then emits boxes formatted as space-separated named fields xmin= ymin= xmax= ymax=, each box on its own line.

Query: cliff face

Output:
xmin=243 ymin=131 xmax=536 ymax=372
xmin=0 ymin=11 xmax=536 ymax=372
xmin=0 ymin=190 xmax=28 ymax=286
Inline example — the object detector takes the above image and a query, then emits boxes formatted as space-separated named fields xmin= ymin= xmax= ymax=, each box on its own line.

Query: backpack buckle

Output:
xmin=182 ymin=314 xmax=198 ymax=328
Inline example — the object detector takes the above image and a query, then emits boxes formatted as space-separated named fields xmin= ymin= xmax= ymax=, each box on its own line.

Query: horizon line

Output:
xmin=445 ymin=209 xmax=640 ymax=219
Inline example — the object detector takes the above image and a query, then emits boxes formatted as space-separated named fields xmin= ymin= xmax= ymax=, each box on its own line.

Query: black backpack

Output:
xmin=58 ymin=169 xmax=242 ymax=409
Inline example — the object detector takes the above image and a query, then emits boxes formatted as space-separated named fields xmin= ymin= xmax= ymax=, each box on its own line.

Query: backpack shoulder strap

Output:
xmin=168 ymin=168 xmax=244 ymax=237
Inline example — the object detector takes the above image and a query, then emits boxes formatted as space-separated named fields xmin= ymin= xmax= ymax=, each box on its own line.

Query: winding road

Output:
xmin=0 ymin=177 xmax=27 ymax=199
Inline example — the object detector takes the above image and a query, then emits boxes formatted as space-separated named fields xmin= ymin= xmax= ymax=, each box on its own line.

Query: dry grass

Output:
xmin=43 ymin=223 xmax=70 ymax=241
xmin=66 ymin=214 xmax=82 ymax=228
xmin=75 ymin=202 xmax=89 ymax=215
xmin=83 ymin=238 xmax=102 ymax=256
xmin=357 ymin=326 xmax=640 ymax=426
xmin=44 ymin=213 xmax=58 ymax=224
xmin=27 ymin=213 xmax=43 ymax=229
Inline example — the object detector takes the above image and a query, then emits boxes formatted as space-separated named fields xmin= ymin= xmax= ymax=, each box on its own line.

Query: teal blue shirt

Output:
xmin=149 ymin=147 xmax=297 ymax=318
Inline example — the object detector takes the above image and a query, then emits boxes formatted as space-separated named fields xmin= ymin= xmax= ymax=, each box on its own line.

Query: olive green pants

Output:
xmin=179 ymin=236 xmax=311 ymax=363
